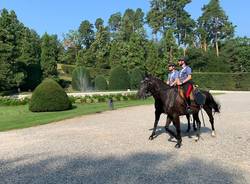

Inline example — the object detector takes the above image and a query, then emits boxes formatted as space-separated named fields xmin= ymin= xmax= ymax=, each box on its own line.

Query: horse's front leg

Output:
xmin=165 ymin=115 xmax=177 ymax=141
xmin=173 ymin=116 xmax=182 ymax=148
xmin=149 ymin=110 xmax=161 ymax=140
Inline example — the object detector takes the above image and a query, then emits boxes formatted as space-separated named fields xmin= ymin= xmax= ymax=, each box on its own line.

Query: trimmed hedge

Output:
xmin=130 ymin=68 xmax=144 ymax=89
xmin=69 ymin=93 xmax=138 ymax=104
xmin=29 ymin=78 xmax=72 ymax=112
xmin=0 ymin=97 xmax=29 ymax=106
xmin=193 ymin=72 xmax=250 ymax=90
xmin=109 ymin=66 xmax=130 ymax=90
xmin=95 ymin=75 xmax=108 ymax=91
xmin=72 ymin=67 xmax=91 ymax=91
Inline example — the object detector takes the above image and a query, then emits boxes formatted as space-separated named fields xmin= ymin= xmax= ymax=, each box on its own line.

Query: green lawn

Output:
xmin=0 ymin=98 xmax=154 ymax=132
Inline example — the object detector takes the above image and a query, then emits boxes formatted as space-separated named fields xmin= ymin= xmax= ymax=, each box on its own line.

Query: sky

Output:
xmin=1 ymin=0 xmax=250 ymax=40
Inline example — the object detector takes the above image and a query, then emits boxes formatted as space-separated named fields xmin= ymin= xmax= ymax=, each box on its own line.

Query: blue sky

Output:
xmin=1 ymin=0 xmax=249 ymax=39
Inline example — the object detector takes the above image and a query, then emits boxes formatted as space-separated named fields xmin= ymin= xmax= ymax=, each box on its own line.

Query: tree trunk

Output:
xmin=215 ymin=33 xmax=219 ymax=56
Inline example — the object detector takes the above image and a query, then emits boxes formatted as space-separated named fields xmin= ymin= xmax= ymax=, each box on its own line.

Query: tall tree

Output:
xmin=0 ymin=9 xmax=26 ymax=90
xmin=90 ymin=26 xmax=110 ymax=68
xmin=95 ymin=18 xmax=104 ymax=31
xmin=147 ymin=0 xmax=192 ymax=42
xmin=18 ymin=28 xmax=41 ymax=65
xmin=198 ymin=0 xmax=235 ymax=56
xmin=78 ymin=20 xmax=94 ymax=49
xmin=40 ymin=33 xmax=58 ymax=78
xmin=108 ymin=12 xmax=122 ymax=38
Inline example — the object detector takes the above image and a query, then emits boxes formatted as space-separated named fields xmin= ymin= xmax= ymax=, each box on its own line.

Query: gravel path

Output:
xmin=0 ymin=93 xmax=250 ymax=184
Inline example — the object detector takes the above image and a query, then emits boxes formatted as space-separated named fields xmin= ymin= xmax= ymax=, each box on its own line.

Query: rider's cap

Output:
xmin=168 ymin=63 xmax=176 ymax=67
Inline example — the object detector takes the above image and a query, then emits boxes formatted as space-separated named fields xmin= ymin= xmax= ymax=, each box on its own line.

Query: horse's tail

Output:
xmin=203 ymin=90 xmax=221 ymax=113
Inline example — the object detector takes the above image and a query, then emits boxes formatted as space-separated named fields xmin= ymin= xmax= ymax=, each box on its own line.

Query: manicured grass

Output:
xmin=0 ymin=98 xmax=154 ymax=132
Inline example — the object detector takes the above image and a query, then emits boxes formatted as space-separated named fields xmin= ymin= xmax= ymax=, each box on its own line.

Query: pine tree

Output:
xmin=198 ymin=0 xmax=235 ymax=56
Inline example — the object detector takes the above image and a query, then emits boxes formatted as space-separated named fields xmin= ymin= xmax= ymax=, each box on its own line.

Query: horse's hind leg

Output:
xmin=149 ymin=110 xmax=161 ymax=140
xmin=186 ymin=114 xmax=191 ymax=133
xmin=203 ymin=105 xmax=216 ymax=137
xmin=192 ymin=115 xmax=197 ymax=131
xmin=193 ymin=113 xmax=201 ymax=141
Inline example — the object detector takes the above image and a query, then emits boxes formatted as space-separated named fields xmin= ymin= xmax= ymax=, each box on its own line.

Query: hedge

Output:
xmin=193 ymin=72 xmax=250 ymax=90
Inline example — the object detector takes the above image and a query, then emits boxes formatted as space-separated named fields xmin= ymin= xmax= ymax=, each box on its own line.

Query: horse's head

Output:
xmin=137 ymin=76 xmax=154 ymax=99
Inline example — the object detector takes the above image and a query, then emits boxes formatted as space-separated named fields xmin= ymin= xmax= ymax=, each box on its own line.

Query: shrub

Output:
xmin=109 ymin=66 xmax=130 ymax=90
xmin=29 ymin=78 xmax=72 ymax=112
xmin=130 ymin=68 xmax=144 ymax=89
xmin=95 ymin=75 xmax=108 ymax=91
xmin=72 ymin=67 xmax=91 ymax=91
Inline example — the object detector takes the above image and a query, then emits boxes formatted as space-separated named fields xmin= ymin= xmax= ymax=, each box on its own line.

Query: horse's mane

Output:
xmin=149 ymin=76 xmax=171 ymax=91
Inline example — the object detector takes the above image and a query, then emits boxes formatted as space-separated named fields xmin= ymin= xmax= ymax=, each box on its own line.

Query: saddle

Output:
xmin=178 ymin=85 xmax=206 ymax=106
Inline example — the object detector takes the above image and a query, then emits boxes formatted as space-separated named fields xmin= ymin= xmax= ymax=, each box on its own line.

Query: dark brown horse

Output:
xmin=137 ymin=75 xmax=220 ymax=148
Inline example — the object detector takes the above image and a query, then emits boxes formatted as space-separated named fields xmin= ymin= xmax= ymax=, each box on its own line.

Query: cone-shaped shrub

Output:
xmin=29 ymin=78 xmax=72 ymax=112
xmin=109 ymin=66 xmax=130 ymax=90
xmin=94 ymin=75 xmax=108 ymax=91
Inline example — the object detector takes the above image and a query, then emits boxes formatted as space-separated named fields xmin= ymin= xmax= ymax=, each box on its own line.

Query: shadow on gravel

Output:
xmin=0 ymin=152 xmax=247 ymax=184
xmin=149 ymin=123 xmax=211 ymax=140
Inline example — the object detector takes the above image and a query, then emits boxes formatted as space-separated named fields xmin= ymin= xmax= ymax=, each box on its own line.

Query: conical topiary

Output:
xmin=29 ymin=78 xmax=72 ymax=112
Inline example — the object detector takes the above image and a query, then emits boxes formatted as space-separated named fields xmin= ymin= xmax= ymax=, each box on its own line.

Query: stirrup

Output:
xmin=186 ymin=106 xmax=193 ymax=114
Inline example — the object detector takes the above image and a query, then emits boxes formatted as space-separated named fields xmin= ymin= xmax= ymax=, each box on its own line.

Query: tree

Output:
xmin=198 ymin=0 xmax=235 ymax=56
xmin=0 ymin=9 xmax=26 ymax=90
xmin=108 ymin=12 xmax=122 ymax=33
xmin=90 ymin=26 xmax=110 ymax=68
xmin=40 ymin=33 xmax=58 ymax=78
xmin=95 ymin=18 xmax=104 ymax=31
xmin=18 ymin=28 xmax=41 ymax=65
xmin=147 ymin=0 xmax=192 ymax=43
xmin=78 ymin=20 xmax=94 ymax=49
xmin=222 ymin=37 xmax=250 ymax=72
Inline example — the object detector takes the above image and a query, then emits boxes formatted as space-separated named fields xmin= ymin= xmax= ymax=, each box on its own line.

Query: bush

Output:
xmin=72 ymin=67 xmax=91 ymax=91
xmin=29 ymin=78 xmax=72 ymax=112
xmin=61 ymin=64 xmax=76 ymax=75
xmin=109 ymin=66 xmax=130 ymax=90
xmin=130 ymin=68 xmax=144 ymax=89
xmin=95 ymin=75 xmax=108 ymax=91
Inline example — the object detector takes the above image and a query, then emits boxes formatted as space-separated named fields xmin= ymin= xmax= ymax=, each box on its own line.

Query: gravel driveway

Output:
xmin=0 ymin=93 xmax=250 ymax=184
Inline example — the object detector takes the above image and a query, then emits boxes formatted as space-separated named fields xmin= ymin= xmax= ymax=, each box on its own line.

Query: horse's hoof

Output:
xmin=168 ymin=136 xmax=174 ymax=142
xmin=149 ymin=135 xmax=154 ymax=140
xmin=195 ymin=136 xmax=200 ymax=142
xmin=211 ymin=131 xmax=216 ymax=137
xmin=175 ymin=143 xmax=181 ymax=148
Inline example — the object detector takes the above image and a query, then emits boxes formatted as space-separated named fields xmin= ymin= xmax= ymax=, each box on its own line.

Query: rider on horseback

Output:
xmin=177 ymin=57 xmax=194 ymax=114
xmin=166 ymin=63 xmax=179 ymax=87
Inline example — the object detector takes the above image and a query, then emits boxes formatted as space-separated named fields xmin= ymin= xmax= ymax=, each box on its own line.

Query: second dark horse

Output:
xmin=137 ymin=75 xmax=220 ymax=148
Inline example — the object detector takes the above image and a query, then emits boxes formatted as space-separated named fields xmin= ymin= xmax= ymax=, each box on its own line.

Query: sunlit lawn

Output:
xmin=0 ymin=98 xmax=154 ymax=132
